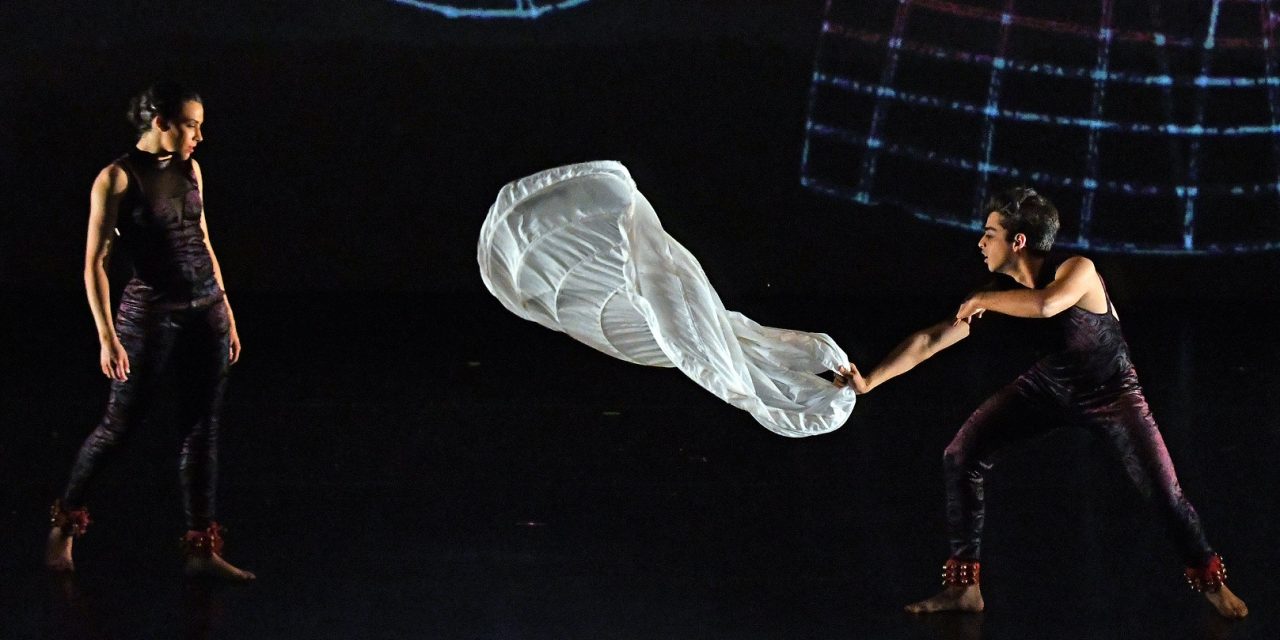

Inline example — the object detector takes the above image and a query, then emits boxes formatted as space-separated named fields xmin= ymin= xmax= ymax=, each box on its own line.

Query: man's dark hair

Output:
xmin=127 ymin=81 xmax=202 ymax=136
xmin=984 ymin=186 xmax=1059 ymax=254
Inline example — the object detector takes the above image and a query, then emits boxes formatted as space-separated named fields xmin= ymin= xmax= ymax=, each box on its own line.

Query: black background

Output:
xmin=2 ymin=2 xmax=1278 ymax=639
xmin=3 ymin=0 xmax=1278 ymax=301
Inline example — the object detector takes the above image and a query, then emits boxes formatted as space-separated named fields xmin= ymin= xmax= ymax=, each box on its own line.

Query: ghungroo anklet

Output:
xmin=941 ymin=557 xmax=981 ymax=587
xmin=1185 ymin=554 xmax=1227 ymax=593
xmin=180 ymin=522 xmax=225 ymax=558
xmin=49 ymin=500 xmax=92 ymax=537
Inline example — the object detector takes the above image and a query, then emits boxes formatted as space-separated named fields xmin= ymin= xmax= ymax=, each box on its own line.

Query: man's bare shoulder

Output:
xmin=1054 ymin=255 xmax=1096 ymax=276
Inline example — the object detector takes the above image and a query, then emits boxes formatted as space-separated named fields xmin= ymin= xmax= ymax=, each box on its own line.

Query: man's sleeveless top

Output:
xmin=113 ymin=148 xmax=222 ymax=306
xmin=1029 ymin=255 xmax=1134 ymax=389
xmin=977 ymin=255 xmax=1134 ymax=391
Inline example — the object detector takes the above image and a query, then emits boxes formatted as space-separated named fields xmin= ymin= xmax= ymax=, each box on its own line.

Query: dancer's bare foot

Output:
xmin=185 ymin=554 xmax=256 ymax=582
xmin=45 ymin=528 xmax=75 ymax=572
xmin=904 ymin=585 xmax=985 ymax=613
xmin=1204 ymin=585 xmax=1248 ymax=619
xmin=913 ymin=610 xmax=985 ymax=640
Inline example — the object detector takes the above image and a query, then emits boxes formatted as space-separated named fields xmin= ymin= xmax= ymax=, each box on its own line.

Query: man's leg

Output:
xmin=1077 ymin=369 xmax=1247 ymax=618
xmin=907 ymin=373 xmax=1058 ymax=613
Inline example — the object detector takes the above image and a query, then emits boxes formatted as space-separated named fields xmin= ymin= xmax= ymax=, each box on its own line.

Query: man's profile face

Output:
xmin=978 ymin=211 xmax=1012 ymax=273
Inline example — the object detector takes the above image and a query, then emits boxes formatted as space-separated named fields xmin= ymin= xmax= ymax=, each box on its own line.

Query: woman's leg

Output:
xmin=50 ymin=301 xmax=178 ymax=569
xmin=174 ymin=303 xmax=230 ymax=531
xmin=172 ymin=302 xmax=253 ymax=581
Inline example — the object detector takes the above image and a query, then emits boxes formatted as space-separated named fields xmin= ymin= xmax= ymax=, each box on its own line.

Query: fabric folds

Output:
xmin=478 ymin=161 xmax=854 ymax=437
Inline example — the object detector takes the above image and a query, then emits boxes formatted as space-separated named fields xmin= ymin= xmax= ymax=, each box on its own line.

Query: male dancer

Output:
xmin=834 ymin=187 xmax=1247 ymax=618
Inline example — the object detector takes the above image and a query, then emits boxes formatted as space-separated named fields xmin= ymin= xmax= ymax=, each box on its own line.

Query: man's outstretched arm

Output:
xmin=836 ymin=319 xmax=971 ymax=394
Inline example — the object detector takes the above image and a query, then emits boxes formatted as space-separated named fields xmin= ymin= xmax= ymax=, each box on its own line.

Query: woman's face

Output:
xmin=159 ymin=100 xmax=204 ymax=160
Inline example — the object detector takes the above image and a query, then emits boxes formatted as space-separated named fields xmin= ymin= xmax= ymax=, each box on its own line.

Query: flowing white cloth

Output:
xmin=478 ymin=161 xmax=854 ymax=437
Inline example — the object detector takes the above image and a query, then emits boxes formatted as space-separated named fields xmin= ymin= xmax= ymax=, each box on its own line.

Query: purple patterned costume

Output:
xmin=61 ymin=148 xmax=229 ymax=531
xmin=943 ymin=259 xmax=1215 ymax=570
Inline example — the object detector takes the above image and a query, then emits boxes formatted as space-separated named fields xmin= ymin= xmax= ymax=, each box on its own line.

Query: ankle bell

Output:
xmin=180 ymin=522 xmax=226 ymax=558
xmin=941 ymin=557 xmax=981 ymax=587
xmin=50 ymin=500 xmax=92 ymax=537
xmin=1185 ymin=554 xmax=1228 ymax=593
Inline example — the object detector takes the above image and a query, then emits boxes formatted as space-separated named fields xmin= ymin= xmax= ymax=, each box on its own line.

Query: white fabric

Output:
xmin=478 ymin=161 xmax=854 ymax=437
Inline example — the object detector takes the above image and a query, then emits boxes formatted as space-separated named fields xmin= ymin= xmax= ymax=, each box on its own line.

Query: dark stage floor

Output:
xmin=2 ymin=291 xmax=1278 ymax=639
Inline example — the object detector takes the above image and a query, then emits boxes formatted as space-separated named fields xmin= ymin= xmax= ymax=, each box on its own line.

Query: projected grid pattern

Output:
xmin=802 ymin=0 xmax=1280 ymax=253
xmin=388 ymin=0 xmax=592 ymax=20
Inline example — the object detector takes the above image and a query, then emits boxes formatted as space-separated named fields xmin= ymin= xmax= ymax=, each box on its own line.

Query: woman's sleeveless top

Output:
xmin=113 ymin=148 xmax=222 ymax=306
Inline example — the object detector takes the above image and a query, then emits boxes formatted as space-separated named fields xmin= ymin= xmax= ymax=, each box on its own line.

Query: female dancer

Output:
xmin=45 ymin=82 xmax=254 ymax=581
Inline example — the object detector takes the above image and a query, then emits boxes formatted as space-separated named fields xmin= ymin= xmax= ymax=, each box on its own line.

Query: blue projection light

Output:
xmin=388 ymin=0 xmax=593 ymax=20
xmin=802 ymin=0 xmax=1280 ymax=254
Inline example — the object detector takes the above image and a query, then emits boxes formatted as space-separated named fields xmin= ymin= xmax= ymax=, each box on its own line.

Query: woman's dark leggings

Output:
xmin=61 ymin=295 xmax=230 ymax=531
xmin=943 ymin=366 xmax=1214 ymax=567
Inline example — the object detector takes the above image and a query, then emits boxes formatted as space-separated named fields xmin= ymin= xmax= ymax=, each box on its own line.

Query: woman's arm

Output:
xmin=192 ymin=159 xmax=241 ymax=365
xmin=85 ymin=164 xmax=130 ymax=380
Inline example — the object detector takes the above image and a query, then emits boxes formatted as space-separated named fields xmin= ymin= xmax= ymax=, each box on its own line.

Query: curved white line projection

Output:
xmin=803 ymin=0 xmax=1280 ymax=254
xmin=824 ymin=22 xmax=1280 ymax=88
xmin=388 ymin=0 xmax=592 ymax=19
xmin=478 ymin=162 xmax=855 ymax=437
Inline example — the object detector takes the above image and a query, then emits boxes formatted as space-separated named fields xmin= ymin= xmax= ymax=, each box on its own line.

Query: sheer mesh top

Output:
xmin=113 ymin=148 xmax=221 ymax=305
